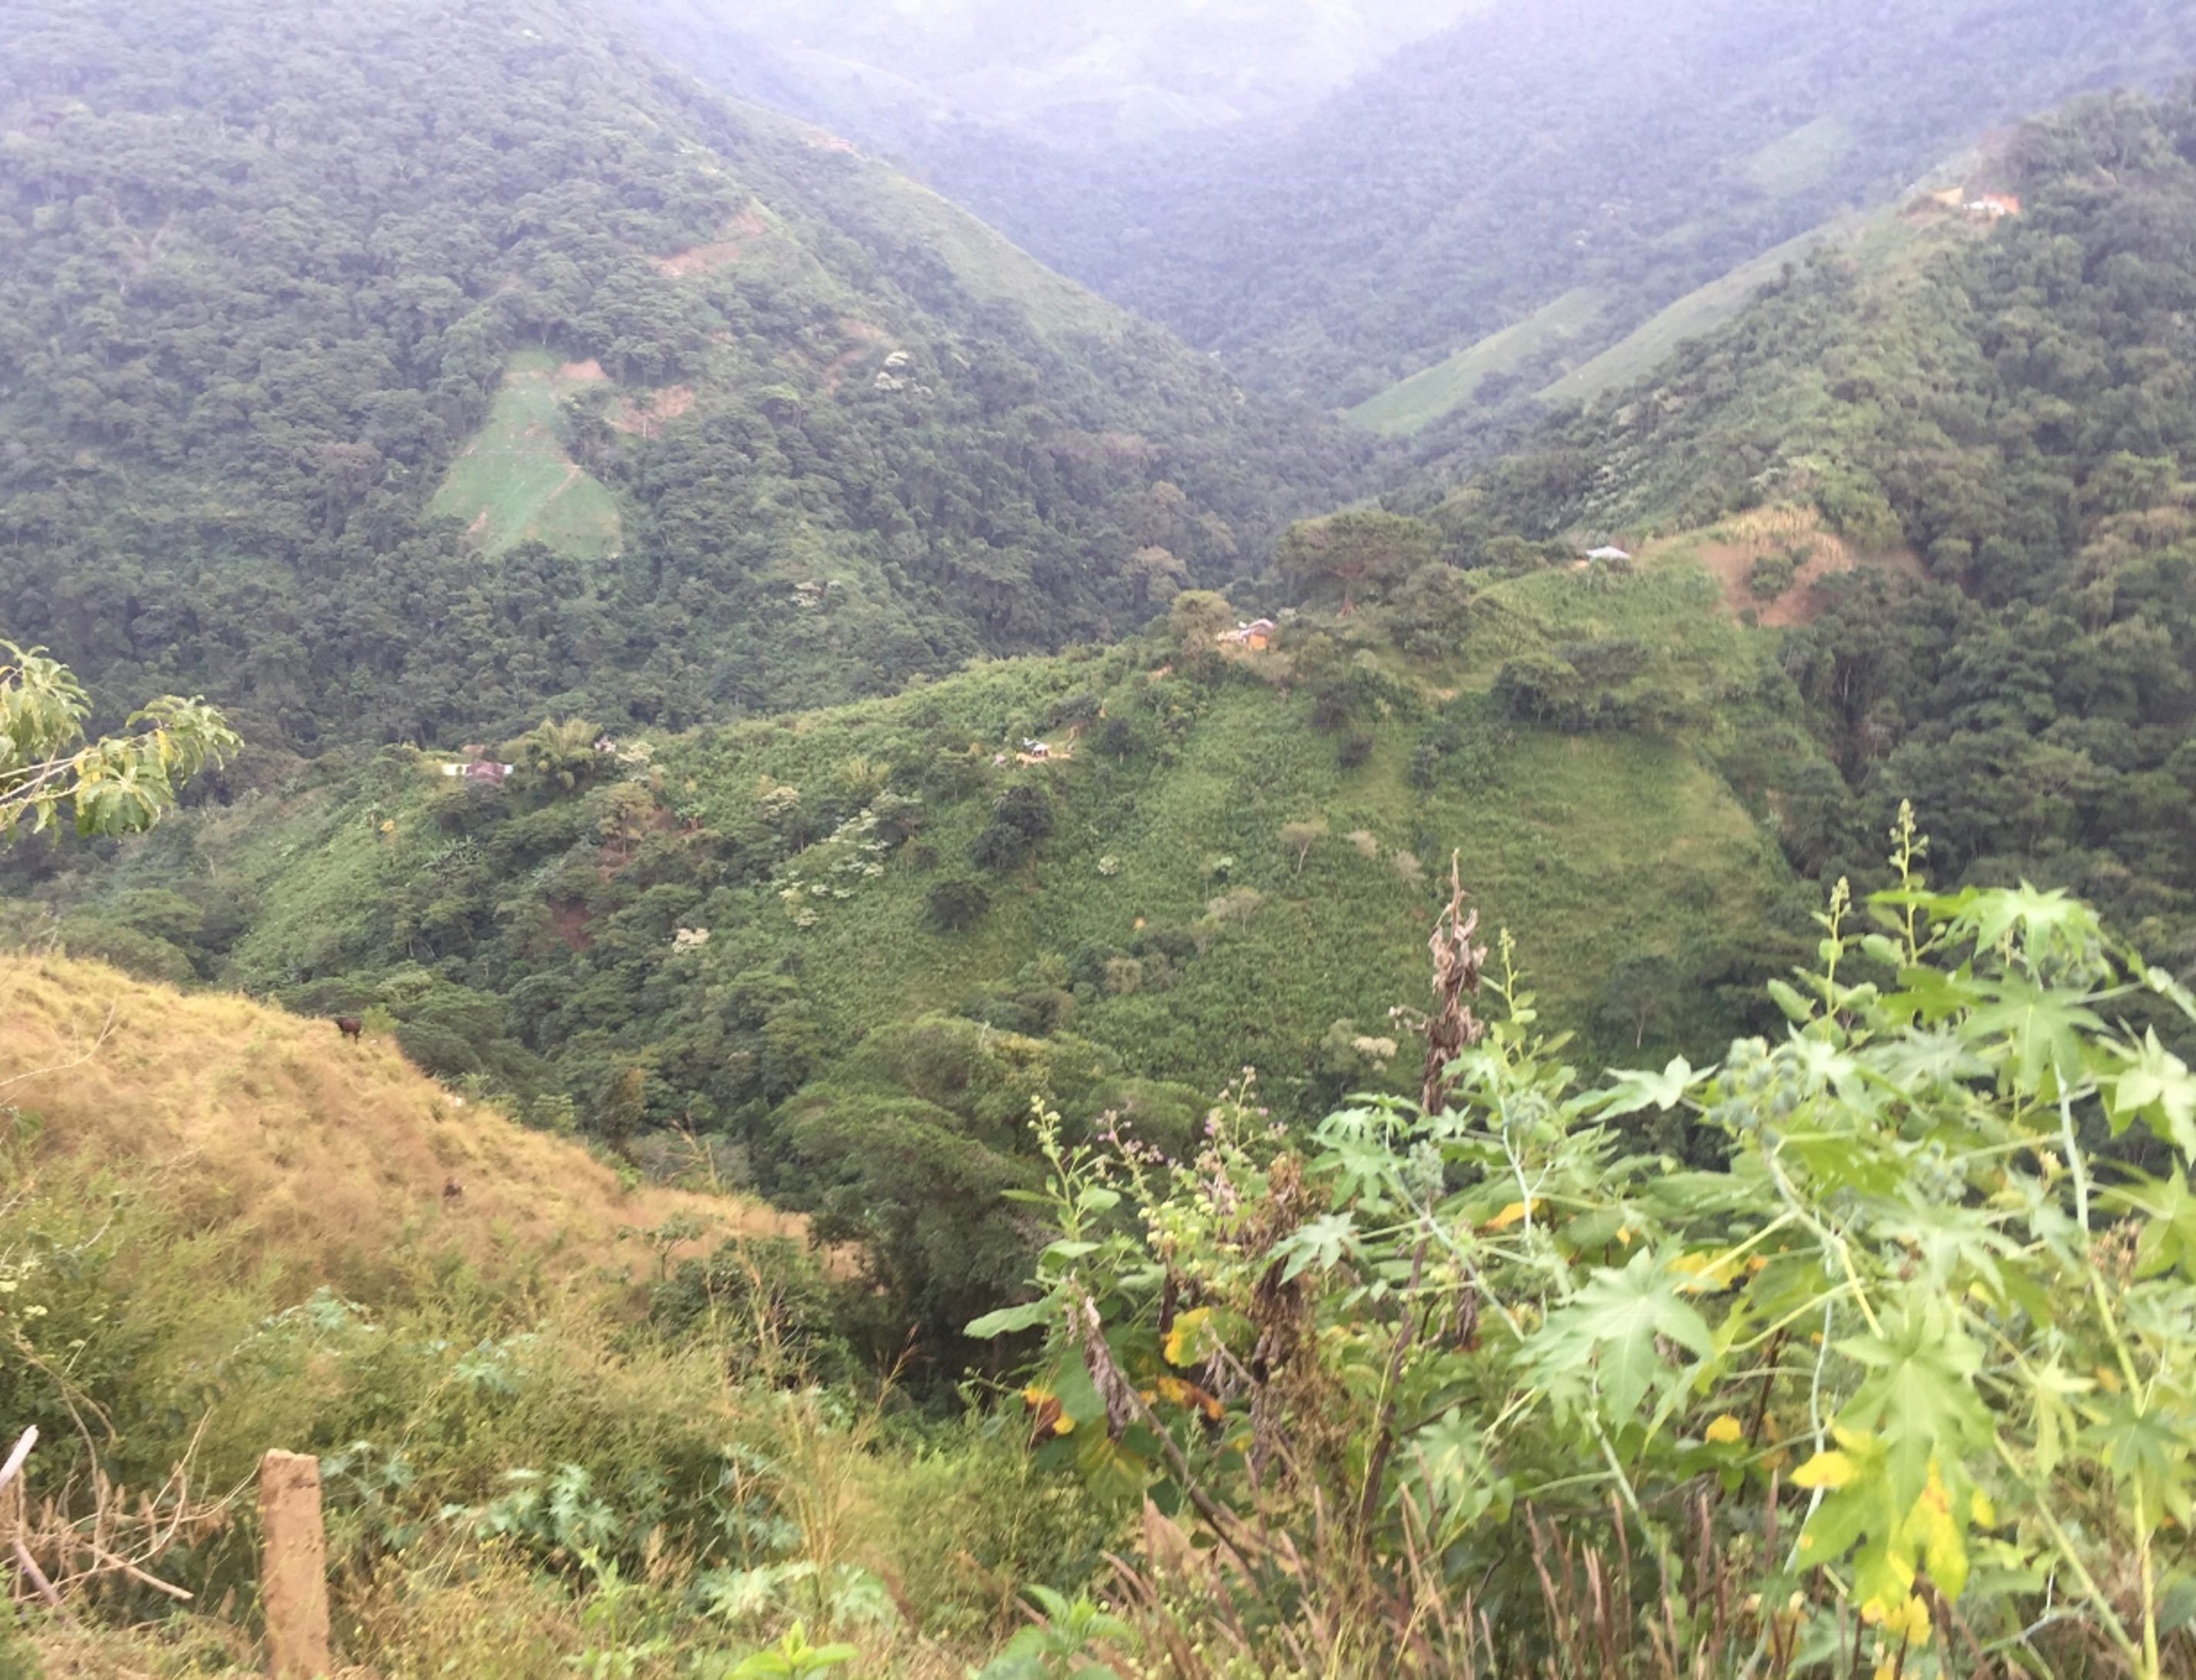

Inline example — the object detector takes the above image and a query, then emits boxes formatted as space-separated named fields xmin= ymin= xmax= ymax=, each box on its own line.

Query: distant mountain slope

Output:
xmin=1435 ymin=87 xmax=2196 ymax=959
xmin=614 ymin=0 xmax=1484 ymax=151
xmin=0 ymin=0 xmax=1360 ymax=751
xmin=909 ymin=0 xmax=2196 ymax=418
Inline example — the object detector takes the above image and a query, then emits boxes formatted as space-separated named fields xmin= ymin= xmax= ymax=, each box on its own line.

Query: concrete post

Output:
xmin=258 ymin=1449 xmax=331 ymax=1678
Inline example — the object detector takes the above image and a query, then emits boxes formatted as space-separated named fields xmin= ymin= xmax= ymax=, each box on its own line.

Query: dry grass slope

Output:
xmin=0 ymin=954 xmax=804 ymax=1301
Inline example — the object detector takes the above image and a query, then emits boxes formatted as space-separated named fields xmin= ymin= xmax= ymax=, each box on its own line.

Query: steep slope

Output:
xmin=18 ymin=563 xmax=1803 ymax=1138
xmin=5 ymin=564 xmax=1809 ymax=1353
xmin=0 ymin=0 xmax=1361 ymax=752
xmin=0 ymin=952 xmax=801 ymax=1294
xmin=906 ymin=0 xmax=2196 ymax=418
xmin=1433 ymin=88 xmax=2196 ymax=960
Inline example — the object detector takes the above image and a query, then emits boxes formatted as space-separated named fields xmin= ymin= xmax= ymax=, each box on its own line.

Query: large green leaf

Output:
xmin=1964 ymin=978 xmax=2102 ymax=1095
xmin=1525 ymin=1250 xmax=1712 ymax=1427
xmin=1836 ymin=1291 xmax=1993 ymax=1512
xmin=2112 ymin=1029 xmax=2196 ymax=1157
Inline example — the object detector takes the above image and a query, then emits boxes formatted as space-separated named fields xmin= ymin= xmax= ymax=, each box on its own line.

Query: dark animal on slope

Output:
xmin=334 ymin=1016 xmax=362 ymax=1042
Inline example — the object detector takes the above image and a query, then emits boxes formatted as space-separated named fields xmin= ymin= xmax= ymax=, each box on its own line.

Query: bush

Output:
xmin=980 ymin=825 xmax=2196 ymax=1675
xmin=1747 ymin=550 xmax=1799 ymax=600
xmin=926 ymin=879 xmax=991 ymax=932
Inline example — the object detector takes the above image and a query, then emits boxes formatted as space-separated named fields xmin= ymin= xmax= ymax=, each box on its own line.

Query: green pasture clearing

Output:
xmin=1538 ymin=212 xmax=1887 ymax=409
xmin=1345 ymin=287 xmax=1606 ymax=436
xmin=430 ymin=350 xmax=623 ymax=559
xmin=1739 ymin=114 xmax=1856 ymax=196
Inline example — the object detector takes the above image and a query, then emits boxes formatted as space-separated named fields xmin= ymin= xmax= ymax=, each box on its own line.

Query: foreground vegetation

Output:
xmin=11 ymin=836 xmax=2196 ymax=1678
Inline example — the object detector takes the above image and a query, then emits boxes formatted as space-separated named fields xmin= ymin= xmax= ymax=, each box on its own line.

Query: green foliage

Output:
xmin=977 ymin=822 xmax=2196 ymax=1674
xmin=714 ymin=1623 xmax=858 ymax=1680
xmin=0 ymin=0 xmax=1362 ymax=753
xmin=0 ymin=642 xmax=236 ymax=843
xmin=926 ymin=878 xmax=992 ymax=933
xmin=1274 ymin=508 xmax=1437 ymax=613
xmin=974 ymin=1585 xmax=1134 ymax=1680
xmin=1456 ymin=89 xmax=2196 ymax=965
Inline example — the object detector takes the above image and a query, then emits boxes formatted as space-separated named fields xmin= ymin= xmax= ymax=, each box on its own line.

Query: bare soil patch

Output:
xmin=1665 ymin=506 xmax=1925 ymax=627
xmin=607 ymin=384 xmax=696 ymax=439
xmin=654 ymin=206 xmax=767 ymax=277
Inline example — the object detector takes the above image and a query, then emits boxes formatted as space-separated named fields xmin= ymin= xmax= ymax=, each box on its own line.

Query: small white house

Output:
xmin=1586 ymin=546 xmax=1633 ymax=563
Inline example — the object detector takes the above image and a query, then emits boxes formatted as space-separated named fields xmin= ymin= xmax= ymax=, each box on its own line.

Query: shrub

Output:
xmin=1748 ymin=550 xmax=1799 ymax=600
xmin=925 ymin=879 xmax=991 ymax=932
xmin=977 ymin=813 xmax=2196 ymax=1675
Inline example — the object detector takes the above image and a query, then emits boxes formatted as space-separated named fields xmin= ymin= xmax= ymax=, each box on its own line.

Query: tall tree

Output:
xmin=1275 ymin=510 xmax=1438 ymax=613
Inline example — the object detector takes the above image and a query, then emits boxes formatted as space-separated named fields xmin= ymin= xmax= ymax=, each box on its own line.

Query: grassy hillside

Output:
xmin=0 ymin=954 xmax=801 ymax=1294
xmin=0 ymin=954 xmax=1100 ymax=1677
xmin=1348 ymin=287 xmax=1607 ymax=437
xmin=42 ymin=560 xmax=1796 ymax=1110
xmin=0 ymin=542 xmax=1820 ymax=1359
xmin=0 ymin=0 xmax=1361 ymax=752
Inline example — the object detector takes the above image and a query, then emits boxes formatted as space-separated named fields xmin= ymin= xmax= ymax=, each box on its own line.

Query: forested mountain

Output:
xmin=899 ymin=0 xmax=2196 ymax=419
xmin=1437 ymin=87 xmax=2196 ymax=970
xmin=10 ymin=559 xmax=1806 ymax=1355
xmin=0 ymin=0 xmax=1359 ymax=753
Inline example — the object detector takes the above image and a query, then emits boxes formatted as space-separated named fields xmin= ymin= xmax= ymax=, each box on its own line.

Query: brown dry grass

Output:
xmin=0 ymin=954 xmax=806 ymax=1301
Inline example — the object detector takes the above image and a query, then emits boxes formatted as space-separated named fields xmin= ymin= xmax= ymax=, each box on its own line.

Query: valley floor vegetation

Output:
xmin=9 ymin=816 xmax=2196 ymax=1678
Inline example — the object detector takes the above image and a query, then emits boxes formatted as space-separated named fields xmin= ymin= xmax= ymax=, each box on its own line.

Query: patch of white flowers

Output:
xmin=777 ymin=807 xmax=892 ymax=927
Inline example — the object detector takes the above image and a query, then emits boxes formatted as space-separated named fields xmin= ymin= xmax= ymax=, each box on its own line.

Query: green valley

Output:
xmin=11 ymin=6 xmax=2196 ymax=1679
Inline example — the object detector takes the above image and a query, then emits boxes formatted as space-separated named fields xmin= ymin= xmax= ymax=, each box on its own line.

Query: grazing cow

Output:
xmin=334 ymin=1016 xmax=363 ymax=1042
xmin=442 ymin=1178 xmax=464 ymax=1203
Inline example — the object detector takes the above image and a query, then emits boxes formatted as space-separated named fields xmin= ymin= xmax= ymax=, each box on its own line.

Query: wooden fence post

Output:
xmin=258 ymin=1449 xmax=330 ymax=1678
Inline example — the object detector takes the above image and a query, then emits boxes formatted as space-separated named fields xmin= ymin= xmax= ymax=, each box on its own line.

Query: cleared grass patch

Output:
xmin=430 ymin=350 xmax=622 ymax=559
xmin=1739 ymin=114 xmax=1856 ymax=196
xmin=1347 ymin=287 xmax=1606 ymax=436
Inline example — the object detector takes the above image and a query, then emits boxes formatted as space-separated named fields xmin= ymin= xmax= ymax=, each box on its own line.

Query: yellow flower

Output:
xmin=1157 ymin=1374 xmax=1223 ymax=1421
xmin=1862 ymin=1593 xmax=1932 ymax=1648
xmin=1705 ymin=1414 xmax=1745 ymax=1446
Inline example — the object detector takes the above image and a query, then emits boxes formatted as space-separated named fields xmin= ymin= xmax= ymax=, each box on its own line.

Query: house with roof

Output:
xmin=1222 ymin=617 xmax=1277 ymax=651
xmin=440 ymin=760 xmax=514 ymax=784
